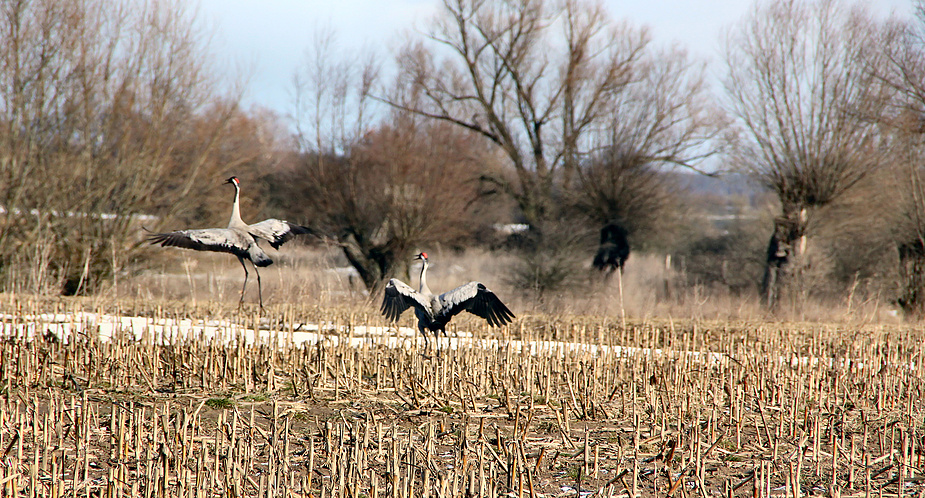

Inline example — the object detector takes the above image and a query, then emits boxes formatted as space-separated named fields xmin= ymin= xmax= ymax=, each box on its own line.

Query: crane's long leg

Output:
xmin=237 ymin=257 xmax=249 ymax=310
xmin=435 ymin=326 xmax=447 ymax=351
xmin=254 ymin=262 xmax=263 ymax=309
xmin=419 ymin=325 xmax=429 ymax=350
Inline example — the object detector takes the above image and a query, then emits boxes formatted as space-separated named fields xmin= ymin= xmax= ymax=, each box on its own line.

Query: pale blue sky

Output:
xmin=196 ymin=0 xmax=915 ymax=119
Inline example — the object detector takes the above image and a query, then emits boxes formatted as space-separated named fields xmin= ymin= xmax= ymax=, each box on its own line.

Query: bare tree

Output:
xmin=383 ymin=0 xmax=724 ymax=299
xmin=574 ymin=149 xmax=679 ymax=245
xmin=292 ymin=25 xmax=378 ymax=156
xmin=389 ymin=0 xmax=651 ymax=234
xmin=0 ymin=0 xmax=260 ymax=294
xmin=893 ymin=158 xmax=925 ymax=317
xmin=286 ymin=29 xmax=490 ymax=292
xmin=874 ymin=3 xmax=925 ymax=318
xmin=274 ymin=116 xmax=485 ymax=292
xmin=572 ymin=44 xmax=723 ymax=253
xmin=722 ymin=0 xmax=888 ymax=309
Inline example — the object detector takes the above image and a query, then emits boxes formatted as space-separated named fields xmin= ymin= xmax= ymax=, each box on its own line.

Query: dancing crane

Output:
xmin=148 ymin=176 xmax=312 ymax=308
xmin=380 ymin=252 xmax=514 ymax=346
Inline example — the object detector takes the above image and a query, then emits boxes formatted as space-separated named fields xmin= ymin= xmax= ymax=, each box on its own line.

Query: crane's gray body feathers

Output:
xmin=381 ymin=255 xmax=514 ymax=342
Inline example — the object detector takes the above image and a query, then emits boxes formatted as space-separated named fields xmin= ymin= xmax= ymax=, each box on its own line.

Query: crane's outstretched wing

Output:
xmin=247 ymin=219 xmax=314 ymax=249
xmin=148 ymin=228 xmax=253 ymax=259
xmin=436 ymin=282 xmax=514 ymax=327
xmin=381 ymin=279 xmax=433 ymax=322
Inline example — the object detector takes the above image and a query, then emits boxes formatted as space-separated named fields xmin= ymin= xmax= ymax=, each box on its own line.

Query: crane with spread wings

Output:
xmin=380 ymin=252 xmax=514 ymax=346
xmin=148 ymin=176 xmax=313 ymax=308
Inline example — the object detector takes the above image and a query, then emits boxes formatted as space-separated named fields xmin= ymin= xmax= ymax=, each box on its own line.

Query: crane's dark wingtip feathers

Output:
xmin=380 ymin=278 xmax=430 ymax=324
xmin=146 ymin=232 xmax=172 ymax=247
xmin=290 ymin=224 xmax=315 ymax=235
xmin=380 ymin=294 xmax=395 ymax=322
xmin=266 ymin=223 xmax=316 ymax=249
xmin=146 ymin=231 xmax=190 ymax=249
xmin=379 ymin=280 xmax=402 ymax=322
xmin=488 ymin=297 xmax=514 ymax=327
xmin=382 ymin=298 xmax=403 ymax=322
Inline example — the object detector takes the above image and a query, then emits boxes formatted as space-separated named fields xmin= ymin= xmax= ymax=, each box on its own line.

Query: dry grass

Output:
xmin=0 ymin=288 xmax=921 ymax=497
xmin=129 ymin=246 xmax=897 ymax=324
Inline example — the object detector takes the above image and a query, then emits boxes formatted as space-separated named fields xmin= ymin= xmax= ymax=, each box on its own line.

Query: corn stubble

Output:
xmin=0 ymin=297 xmax=922 ymax=497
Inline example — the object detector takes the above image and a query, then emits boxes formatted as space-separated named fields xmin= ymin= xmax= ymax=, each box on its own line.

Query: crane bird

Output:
xmin=380 ymin=252 xmax=515 ymax=347
xmin=148 ymin=176 xmax=313 ymax=308
xmin=593 ymin=223 xmax=630 ymax=276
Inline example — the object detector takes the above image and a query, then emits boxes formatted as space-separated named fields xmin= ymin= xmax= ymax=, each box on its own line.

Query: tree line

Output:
xmin=2 ymin=0 xmax=925 ymax=317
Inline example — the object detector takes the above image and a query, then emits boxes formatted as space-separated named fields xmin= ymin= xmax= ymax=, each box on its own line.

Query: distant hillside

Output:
xmin=670 ymin=171 xmax=773 ymax=234
xmin=672 ymin=171 xmax=766 ymax=198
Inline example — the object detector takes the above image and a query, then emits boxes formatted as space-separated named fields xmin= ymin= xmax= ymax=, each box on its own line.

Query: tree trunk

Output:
xmin=897 ymin=239 xmax=925 ymax=319
xmin=761 ymin=208 xmax=808 ymax=310
xmin=339 ymin=233 xmax=411 ymax=294
xmin=340 ymin=235 xmax=383 ymax=293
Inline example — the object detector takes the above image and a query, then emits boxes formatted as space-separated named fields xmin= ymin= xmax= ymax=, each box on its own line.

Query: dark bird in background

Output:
xmin=593 ymin=223 xmax=630 ymax=275
xmin=380 ymin=252 xmax=515 ymax=347
xmin=148 ymin=176 xmax=313 ymax=308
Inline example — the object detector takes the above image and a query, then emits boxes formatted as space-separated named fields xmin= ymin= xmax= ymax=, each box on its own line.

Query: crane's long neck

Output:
xmin=229 ymin=183 xmax=245 ymax=228
xmin=418 ymin=259 xmax=432 ymax=296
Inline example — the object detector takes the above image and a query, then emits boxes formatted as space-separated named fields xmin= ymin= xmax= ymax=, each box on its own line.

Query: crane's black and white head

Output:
xmin=415 ymin=252 xmax=428 ymax=262
xmin=224 ymin=176 xmax=240 ymax=187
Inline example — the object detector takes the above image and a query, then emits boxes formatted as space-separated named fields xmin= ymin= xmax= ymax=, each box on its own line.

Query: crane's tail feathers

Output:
xmin=248 ymin=246 xmax=272 ymax=267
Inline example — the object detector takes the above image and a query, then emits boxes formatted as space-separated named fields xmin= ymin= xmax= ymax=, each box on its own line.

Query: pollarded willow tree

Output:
xmin=876 ymin=3 xmax=925 ymax=318
xmin=722 ymin=0 xmax=889 ymax=309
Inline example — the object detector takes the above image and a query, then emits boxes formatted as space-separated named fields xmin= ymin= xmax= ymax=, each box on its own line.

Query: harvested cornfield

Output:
xmin=0 ymin=296 xmax=922 ymax=497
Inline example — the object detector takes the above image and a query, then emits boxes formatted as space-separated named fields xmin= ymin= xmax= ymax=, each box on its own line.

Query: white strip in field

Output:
xmin=0 ymin=312 xmax=898 ymax=370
